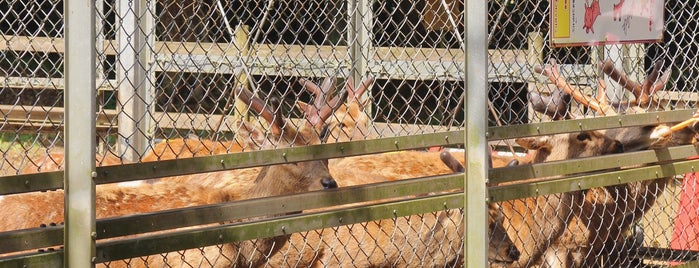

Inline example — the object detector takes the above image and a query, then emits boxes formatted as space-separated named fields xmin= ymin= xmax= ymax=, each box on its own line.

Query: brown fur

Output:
xmin=0 ymin=183 xmax=225 ymax=232
xmin=141 ymin=138 xmax=243 ymax=162
xmin=531 ymin=59 xmax=699 ymax=267
xmin=498 ymin=131 xmax=624 ymax=268
xmin=21 ymin=151 xmax=123 ymax=174
xmin=2 ymin=85 xmax=342 ymax=267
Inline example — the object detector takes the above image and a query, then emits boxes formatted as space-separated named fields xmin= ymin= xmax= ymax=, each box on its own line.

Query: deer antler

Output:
xmin=599 ymin=59 xmax=670 ymax=107
xmin=439 ymin=151 xmax=464 ymax=173
xmin=535 ymin=58 xmax=615 ymax=116
xmin=528 ymin=88 xmax=573 ymax=120
xmin=345 ymin=76 xmax=375 ymax=103
xmin=297 ymin=75 xmax=375 ymax=128
xmin=235 ymin=87 xmax=286 ymax=136
xmin=298 ymin=76 xmax=346 ymax=127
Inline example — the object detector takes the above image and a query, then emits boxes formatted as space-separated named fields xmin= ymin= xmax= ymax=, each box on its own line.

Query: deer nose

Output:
xmin=613 ymin=140 xmax=624 ymax=153
xmin=508 ymin=245 xmax=521 ymax=261
xmin=321 ymin=177 xmax=338 ymax=189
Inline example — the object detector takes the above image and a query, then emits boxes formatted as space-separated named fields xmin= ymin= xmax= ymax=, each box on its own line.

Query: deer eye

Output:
xmin=576 ymin=132 xmax=591 ymax=141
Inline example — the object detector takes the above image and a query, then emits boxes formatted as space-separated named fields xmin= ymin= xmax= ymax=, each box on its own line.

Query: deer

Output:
xmin=231 ymin=149 xmax=526 ymax=267
xmin=137 ymin=74 xmax=524 ymax=189
xmin=0 ymin=84 xmax=343 ymax=267
xmin=296 ymin=75 xmax=530 ymax=185
xmin=529 ymin=58 xmax=699 ymax=266
xmin=492 ymin=130 xmax=626 ymax=268
xmin=237 ymin=129 xmax=623 ymax=267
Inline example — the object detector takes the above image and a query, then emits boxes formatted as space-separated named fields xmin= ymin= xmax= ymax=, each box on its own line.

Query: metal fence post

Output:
xmin=64 ymin=0 xmax=97 ymax=266
xmin=117 ymin=0 xmax=155 ymax=162
xmin=465 ymin=0 xmax=488 ymax=266
xmin=348 ymin=0 xmax=372 ymax=111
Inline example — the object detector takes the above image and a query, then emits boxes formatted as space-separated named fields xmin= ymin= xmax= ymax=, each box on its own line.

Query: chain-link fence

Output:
xmin=2 ymin=0 xmax=699 ymax=267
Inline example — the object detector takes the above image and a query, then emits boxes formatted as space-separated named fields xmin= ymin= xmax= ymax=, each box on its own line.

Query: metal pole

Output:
xmin=464 ymin=0 xmax=488 ymax=266
xmin=117 ymin=0 xmax=154 ymax=162
xmin=348 ymin=0 xmax=372 ymax=107
xmin=64 ymin=0 xmax=97 ymax=266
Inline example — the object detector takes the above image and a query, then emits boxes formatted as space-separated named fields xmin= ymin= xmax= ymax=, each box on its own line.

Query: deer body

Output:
xmin=1 ymin=84 xmax=343 ymax=267
xmin=494 ymin=131 xmax=625 ymax=267
xmin=531 ymin=58 xmax=699 ymax=266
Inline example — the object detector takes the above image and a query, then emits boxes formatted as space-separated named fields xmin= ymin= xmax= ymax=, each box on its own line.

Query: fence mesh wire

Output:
xmin=2 ymin=0 xmax=699 ymax=267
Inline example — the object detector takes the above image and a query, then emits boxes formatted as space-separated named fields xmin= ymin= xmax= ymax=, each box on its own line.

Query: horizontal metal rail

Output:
xmin=490 ymin=144 xmax=699 ymax=184
xmin=1 ymin=131 xmax=465 ymax=194
xmin=0 ymin=36 xmax=528 ymax=81
xmin=93 ymin=192 xmax=464 ymax=263
xmin=0 ymin=172 xmax=464 ymax=254
xmin=0 ymin=192 xmax=464 ymax=265
xmin=4 ymin=109 xmax=697 ymax=194
xmin=4 ymin=154 xmax=699 ymax=262
xmin=489 ymin=157 xmax=699 ymax=202
xmin=488 ymin=109 xmax=697 ymax=140
xmin=5 ymin=148 xmax=699 ymax=255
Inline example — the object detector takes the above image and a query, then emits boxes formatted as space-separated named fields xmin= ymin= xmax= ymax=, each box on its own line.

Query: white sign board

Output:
xmin=551 ymin=0 xmax=664 ymax=46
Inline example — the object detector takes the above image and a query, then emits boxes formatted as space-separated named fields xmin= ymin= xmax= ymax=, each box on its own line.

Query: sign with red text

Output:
xmin=551 ymin=0 xmax=664 ymax=46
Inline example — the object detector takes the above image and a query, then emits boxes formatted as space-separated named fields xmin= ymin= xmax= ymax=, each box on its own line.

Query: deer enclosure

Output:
xmin=2 ymin=0 xmax=699 ymax=267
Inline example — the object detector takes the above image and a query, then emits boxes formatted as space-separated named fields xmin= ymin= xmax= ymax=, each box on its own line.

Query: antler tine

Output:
xmin=599 ymin=59 xmax=649 ymax=105
xmin=535 ymin=58 xmax=614 ymax=115
xmin=345 ymin=76 xmax=375 ymax=101
xmin=528 ymin=89 xmax=572 ymax=120
xmin=641 ymin=60 xmax=670 ymax=105
xmin=315 ymin=90 xmax=347 ymax=126
xmin=298 ymin=75 xmax=348 ymax=127
xmin=297 ymin=78 xmax=323 ymax=96
xmin=439 ymin=151 xmax=464 ymax=172
xmin=235 ymin=86 xmax=285 ymax=135
xmin=315 ymin=76 xmax=337 ymax=109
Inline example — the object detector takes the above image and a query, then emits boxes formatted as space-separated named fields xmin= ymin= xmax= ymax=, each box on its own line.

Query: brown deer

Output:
xmin=530 ymin=58 xmax=699 ymax=266
xmin=495 ymin=130 xmax=625 ymax=268
xmin=240 ymin=130 xmax=623 ymax=267
xmin=238 ymin=149 xmax=526 ymax=267
xmin=0 ymin=84 xmax=342 ymax=267
xmin=297 ymin=75 xmax=530 ymax=184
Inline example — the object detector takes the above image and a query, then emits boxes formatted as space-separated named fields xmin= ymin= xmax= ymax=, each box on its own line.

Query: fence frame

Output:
xmin=64 ymin=0 xmax=98 ymax=266
xmin=3 ymin=0 xmax=699 ymax=267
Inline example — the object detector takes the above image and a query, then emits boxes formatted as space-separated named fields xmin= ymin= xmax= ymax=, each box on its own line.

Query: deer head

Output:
xmin=532 ymin=58 xmax=699 ymax=151
xmin=297 ymin=75 xmax=374 ymax=142
xmin=530 ymin=58 xmax=698 ymax=267
xmin=233 ymin=85 xmax=340 ymax=197
xmin=228 ymin=81 xmax=349 ymax=266
xmin=516 ymin=131 xmax=624 ymax=164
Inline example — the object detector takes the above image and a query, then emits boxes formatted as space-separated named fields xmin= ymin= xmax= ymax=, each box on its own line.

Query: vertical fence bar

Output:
xmin=117 ymin=0 xmax=154 ymax=162
xmin=64 ymin=0 xmax=97 ymax=266
xmin=348 ymin=0 xmax=372 ymax=109
xmin=464 ymin=0 xmax=488 ymax=266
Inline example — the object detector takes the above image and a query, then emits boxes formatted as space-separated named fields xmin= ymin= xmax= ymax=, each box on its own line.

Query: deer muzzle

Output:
xmin=321 ymin=177 xmax=338 ymax=189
